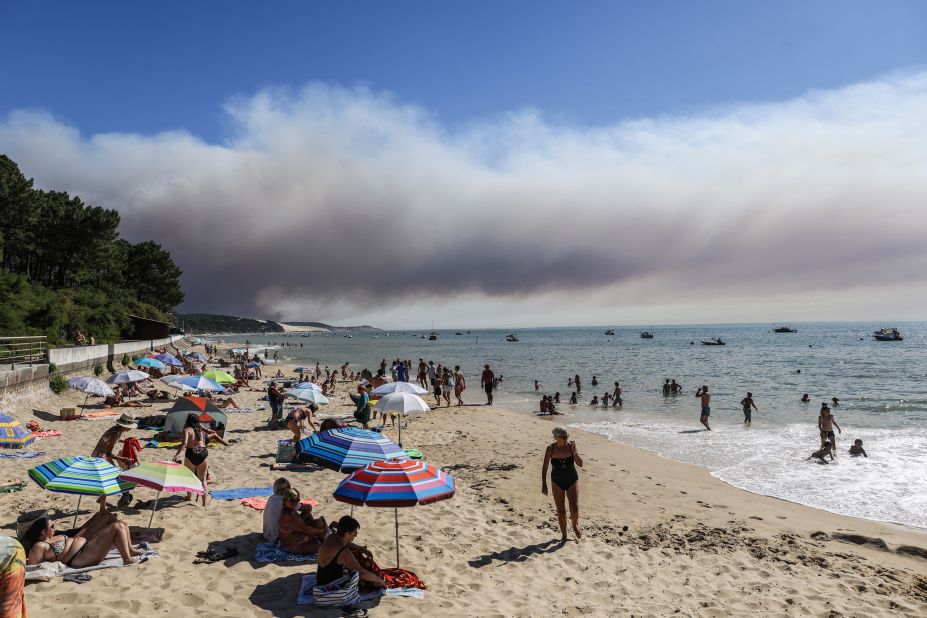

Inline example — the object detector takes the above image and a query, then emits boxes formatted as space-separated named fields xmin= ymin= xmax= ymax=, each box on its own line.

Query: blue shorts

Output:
xmin=701 ymin=406 xmax=710 ymax=416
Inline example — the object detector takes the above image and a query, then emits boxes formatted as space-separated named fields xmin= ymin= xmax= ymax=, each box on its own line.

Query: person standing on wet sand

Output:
xmin=481 ymin=364 xmax=495 ymax=406
xmin=741 ymin=392 xmax=757 ymax=425
xmin=695 ymin=385 xmax=711 ymax=430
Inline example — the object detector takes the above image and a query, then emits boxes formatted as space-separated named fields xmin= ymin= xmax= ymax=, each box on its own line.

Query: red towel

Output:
xmin=121 ymin=437 xmax=142 ymax=466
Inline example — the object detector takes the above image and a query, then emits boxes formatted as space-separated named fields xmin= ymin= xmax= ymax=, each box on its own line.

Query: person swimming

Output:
xmin=849 ymin=439 xmax=868 ymax=457
xmin=801 ymin=394 xmax=810 ymax=403
xmin=808 ymin=441 xmax=834 ymax=464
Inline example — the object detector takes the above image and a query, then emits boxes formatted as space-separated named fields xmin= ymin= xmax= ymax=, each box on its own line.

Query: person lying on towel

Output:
xmin=20 ymin=511 xmax=145 ymax=567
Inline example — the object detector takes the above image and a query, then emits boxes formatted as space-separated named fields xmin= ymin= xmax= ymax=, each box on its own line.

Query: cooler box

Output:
xmin=276 ymin=440 xmax=295 ymax=463
xmin=59 ymin=408 xmax=77 ymax=421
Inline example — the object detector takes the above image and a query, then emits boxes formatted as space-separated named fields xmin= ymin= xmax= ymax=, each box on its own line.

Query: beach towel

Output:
xmin=79 ymin=411 xmax=123 ymax=420
xmin=24 ymin=547 xmax=159 ymax=582
xmin=254 ymin=542 xmax=317 ymax=563
xmin=296 ymin=573 xmax=422 ymax=605
xmin=210 ymin=487 xmax=273 ymax=501
xmin=219 ymin=407 xmax=257 ymax=414
xmin=0 ymin=482 xmax=27 ymax=494
xmin=120 ymin=437 xmax=142 ymax=466
xmin=0 ymin=536 xmax=26 ymax=618
xmin=32 ymin=430 xmax=61 ymax=438
xmin=0 ymin=452 xmax=43 ymax=459
xmin=129 ymin=527 xmax=164 ymax=545
xmin=241 ymin=496 xmax=318 ymax=510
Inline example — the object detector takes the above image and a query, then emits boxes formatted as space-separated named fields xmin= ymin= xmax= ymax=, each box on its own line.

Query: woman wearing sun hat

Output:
xmin=90 ymin=413 xmax=137 ymax=511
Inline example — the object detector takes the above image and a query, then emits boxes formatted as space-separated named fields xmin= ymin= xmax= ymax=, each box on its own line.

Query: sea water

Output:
xmin=218 ymin=321 xmax=927 ymax=529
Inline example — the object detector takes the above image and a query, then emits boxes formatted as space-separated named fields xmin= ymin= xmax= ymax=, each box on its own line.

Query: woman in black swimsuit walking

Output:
xmin=172 ymin=413 xmax=228 ymax=506
xmin=542 ymin=426 xmax=584 ymax=542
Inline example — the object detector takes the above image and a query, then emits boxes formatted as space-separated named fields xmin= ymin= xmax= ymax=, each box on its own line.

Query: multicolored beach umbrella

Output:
xmin=173 ymin=376 xmax=225 ymax=392
xmin=119 ymin=461 xmax=204 ymax=526
xmin=297 ymin=428 xmax=407 ymax=472
xmin=333 ymin=458 xmax=455 ymax=567
xmin=0 ymin=414 xmax=35 ymax=450
xmin=155 ymin=353 xmax=183 ymax=367
xmin=201 ymin=369 xmax=235 ymax=385
xmin=29 ymin=456 xmax=135 ymax=527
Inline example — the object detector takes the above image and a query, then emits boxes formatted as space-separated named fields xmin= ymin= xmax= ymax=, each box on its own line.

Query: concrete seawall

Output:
xmin=0 ymin=335 xmax=185 ymax=396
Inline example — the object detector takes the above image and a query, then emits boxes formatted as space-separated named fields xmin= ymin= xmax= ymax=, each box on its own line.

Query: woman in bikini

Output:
xmin=541 ymin=426 xmax=584 ymax=543
xmin=172 ymin=413 xmax=228 ymax=506
xmin=22 ymin=512 xmax=142 ymax=567
xmin=287 ymin=405 xmax=318 ymax=452
xmin=277 ymin=489 xmax=327 ymax=555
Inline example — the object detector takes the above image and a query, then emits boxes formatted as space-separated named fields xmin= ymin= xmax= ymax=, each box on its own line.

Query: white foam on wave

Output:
xmin=572 ymin=419 xmax=927 ymax=529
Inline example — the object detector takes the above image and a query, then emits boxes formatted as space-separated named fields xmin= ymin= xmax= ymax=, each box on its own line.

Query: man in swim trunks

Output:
xmin=818 ymin=403 xmax=841 ymax=450
xmin=481 ymin=364 xmax=495 ymax=406
xmin=696 ymin=385 xmax=711 ymax=430
xmin=740 ymin=392 xmax=757 ymax=425
xmin=670 ymin=379 xmax=682 ymax=395
xmin=662 ymin=379 xmax=671 ymax=396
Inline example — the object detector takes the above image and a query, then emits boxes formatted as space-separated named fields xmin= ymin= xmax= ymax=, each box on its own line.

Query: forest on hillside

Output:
xmin=0 ymin=155 xmax=184 ymax=344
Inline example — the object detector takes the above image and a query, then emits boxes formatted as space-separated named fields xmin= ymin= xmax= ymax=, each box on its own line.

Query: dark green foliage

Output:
xmin=47 ymin=362 xmax=57 ymax=374
xmin=0 ymin=155 xmax=184 ymax=343
xmin=93 ymin=364 xmax=103 ymax=376
xmin=49 ymin=374 xmax=69 ymax=394
xmin=121 ymin=353 xmax=131 ymax=367
xmin=179 ymin=314 xmax=285 ymax=334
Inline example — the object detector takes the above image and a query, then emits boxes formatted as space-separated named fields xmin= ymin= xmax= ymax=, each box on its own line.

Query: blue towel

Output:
xmin=210 ymin=487 xmax=273 ymax=500
xmin=255 ymin=542 xmax=317 ymax=563
xmin=0 ymin=451 xmax=43 ymax=459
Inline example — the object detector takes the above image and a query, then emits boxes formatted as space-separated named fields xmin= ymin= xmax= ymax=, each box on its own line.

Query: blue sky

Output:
xmin=3 ymin=1 xmax=926 ymax=141
xmin=3 ymin=2 xmax=927 ymax=327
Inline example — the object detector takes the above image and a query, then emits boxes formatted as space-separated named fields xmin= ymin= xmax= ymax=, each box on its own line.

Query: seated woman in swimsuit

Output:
xmin=541 ymin=426 xmax=584 ymax=543
xmin=22 ymin=512 xmax=142 ymax=567
xmin=316 ymin=516 xmax=384 ymax=590
xmin=277 ymin=489 xmax=327 ymax=555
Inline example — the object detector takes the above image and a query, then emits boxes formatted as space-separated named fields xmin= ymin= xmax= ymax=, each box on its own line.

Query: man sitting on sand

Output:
xmin=849 ymin=439 xmax=868 ymax=457
xmin=808 ymin=441 xmax=835 ymax=464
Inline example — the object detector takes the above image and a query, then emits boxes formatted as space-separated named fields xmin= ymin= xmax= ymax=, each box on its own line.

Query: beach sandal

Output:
xmin=193 ymin=547 xmax=238 ymax=564
xmin=118 ymin=492 xmax=133 ymax=508
xmin=63 ymin=573 xmax=93 ymax=584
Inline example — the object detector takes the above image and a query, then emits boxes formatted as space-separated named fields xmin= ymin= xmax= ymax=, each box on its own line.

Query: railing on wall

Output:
xmin=0 ymin=336 xmax=48 ymax=369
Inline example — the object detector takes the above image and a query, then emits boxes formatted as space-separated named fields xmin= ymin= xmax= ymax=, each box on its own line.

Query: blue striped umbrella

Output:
xmin=134 ymin=357 xmax=166 ymax=369
xmin=297 ymin=428 xmax=407 ymax=472
xmin=333 ymin=458 xmax=455 ymax=567
xmin=29 ymin=456 xmax=136 ymax=527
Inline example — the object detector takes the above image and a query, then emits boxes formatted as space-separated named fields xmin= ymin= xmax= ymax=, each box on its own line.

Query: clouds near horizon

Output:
xmin=3 ymin=71 xmax=927 ymax=326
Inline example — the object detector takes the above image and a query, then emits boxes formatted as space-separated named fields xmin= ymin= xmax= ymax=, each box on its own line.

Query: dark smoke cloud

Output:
xmin=3 ymin=73 xmax=927 ymax=326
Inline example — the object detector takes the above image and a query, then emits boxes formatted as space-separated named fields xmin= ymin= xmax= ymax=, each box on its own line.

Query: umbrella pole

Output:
xmin=398 ymin=419 xmax=403 ymax=448
xmin=350 ymin=505 xmax=354 ymax=517
xmin=148 ymin=491 xmax=161 ymax=528
xmin=73 ymin=495 xmax=82 ymax=529
xmin=394 ymin=507 xmax=400 ymax=569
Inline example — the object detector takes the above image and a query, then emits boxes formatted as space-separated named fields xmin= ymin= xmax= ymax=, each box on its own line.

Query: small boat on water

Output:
xmin=505 ymin=334 xmax=520 ymax=342
xmin=701 ymin=337 xmax=726 ymax=346
xmin=873 ymin=328 xmax=903 ymax=341
xmin=640 ymin=332 xmax=654 ymax=339
xmin=774 ymin=326 xmax=797 ymax=333
xmin=455 ymin=332 xmax=463 ymax=336
xmin=604 ymin=329 xmax=615 ymax=336
xmin=428 ymin=332 xmax=438 ymax=341
xmin=344 ymin=334 xmax=353 ymax=338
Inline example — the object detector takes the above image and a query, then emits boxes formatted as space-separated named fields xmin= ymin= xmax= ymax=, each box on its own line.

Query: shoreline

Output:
xmin=2 ymin=353 xmax=926 ymax=616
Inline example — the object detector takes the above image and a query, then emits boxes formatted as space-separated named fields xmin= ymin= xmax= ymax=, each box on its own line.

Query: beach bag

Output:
xmin=312 ymin=570 xmax=360 ymax=607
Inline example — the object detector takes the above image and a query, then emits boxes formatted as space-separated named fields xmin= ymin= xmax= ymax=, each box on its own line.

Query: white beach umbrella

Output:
xmin=287 ymin=388 xmax=329 ymax=405
xmin=106 ymin=370 xmax=150 ymax=384
xmin=161 ymin=375 xmax=195 ymax=392
xmin=372 ymin=392 xmax=430 ymax=446
xmin=371 ymin=382 xmax=428 ymax=397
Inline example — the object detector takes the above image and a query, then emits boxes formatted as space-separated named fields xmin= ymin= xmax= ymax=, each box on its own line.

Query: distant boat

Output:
xmin=701 ymin=337 xmax=726 ymax=346
xmin=428 ymin=332 xmax=438 ymax=341
xmin=455 ymin=332 xmax=463 ymax=336
xmin=774 ymin=326 xmax=797 ymax=333
xmin=505 ymin=334 xmax=520 ymax=342
xmin=640 ymin=332 xmax=654 ymax=339
xmin=466 ymin=330 xmax=471 ymax=334
xmin=344 ymin=334 xmax=353 ymax=338
xmin=604 ymin=329 xmax=615 ymax=336
xmin=873 ymin=328 xmax=903 ymax=341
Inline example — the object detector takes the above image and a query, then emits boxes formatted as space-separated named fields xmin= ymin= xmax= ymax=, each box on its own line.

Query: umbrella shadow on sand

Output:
xmin=467 ymin=539 xmax=564 ymax=567
xmin=31 ymin=408 xmax=63 ymax=422
xmin=249 ymin=570 xmax=383 ymax=617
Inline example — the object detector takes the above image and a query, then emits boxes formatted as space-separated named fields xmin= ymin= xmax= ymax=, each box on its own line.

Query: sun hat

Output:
xmin=115 ymin=412 xmax=136 ymax=428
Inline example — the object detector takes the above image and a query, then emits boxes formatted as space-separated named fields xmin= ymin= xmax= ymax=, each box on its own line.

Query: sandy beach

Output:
xmin=2 ymin=354 xmax=926 ymax=618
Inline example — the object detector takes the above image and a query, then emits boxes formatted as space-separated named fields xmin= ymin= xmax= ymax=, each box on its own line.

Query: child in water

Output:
xmin=589 ymin=395 xmax=599 ymax=405
xmin=569 ymin=392 xmax=577 ymax=405
xmin=808 ymin=441 xmax=835 ymax=464
xmin=849 ymin=439 xmax=868 ymax=457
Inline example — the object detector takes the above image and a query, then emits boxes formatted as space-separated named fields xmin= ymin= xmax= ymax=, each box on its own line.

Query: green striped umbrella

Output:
xmin=29 ymin=456 xmax=136 ymax=527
